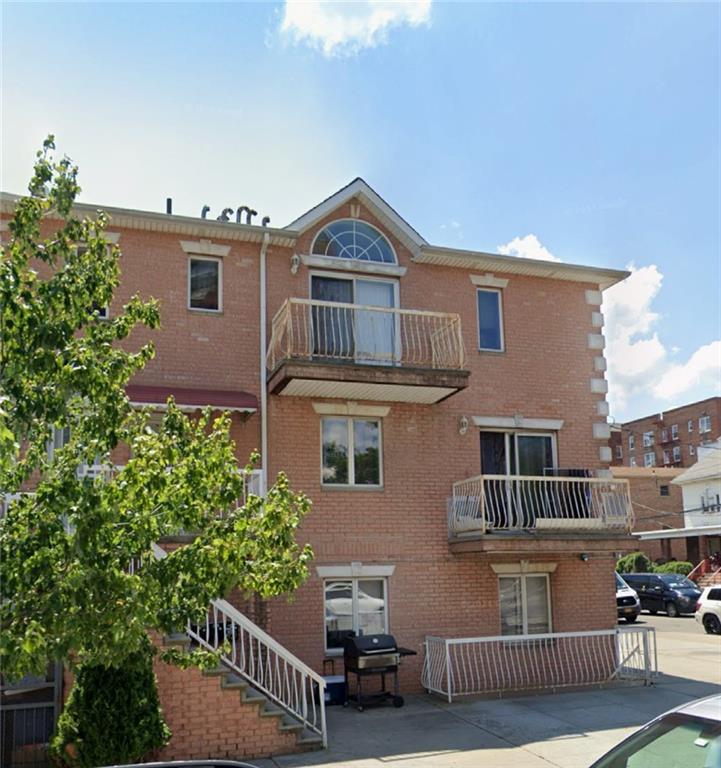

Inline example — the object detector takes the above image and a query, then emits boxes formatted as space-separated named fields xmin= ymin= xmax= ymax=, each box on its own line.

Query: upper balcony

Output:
xmin=447 ymin=474 xmax=634 ymax=552
xmin=267 ymin=298 xmax=469 ymax=404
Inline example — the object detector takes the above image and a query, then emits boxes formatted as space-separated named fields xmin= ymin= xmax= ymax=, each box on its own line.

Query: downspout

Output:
xmin=259 ymin=231 xmax=270 ymax=494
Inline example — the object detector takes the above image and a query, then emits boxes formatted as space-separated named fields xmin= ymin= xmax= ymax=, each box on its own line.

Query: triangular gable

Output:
xmin=285 ymin=177 xmax=427 ymax=251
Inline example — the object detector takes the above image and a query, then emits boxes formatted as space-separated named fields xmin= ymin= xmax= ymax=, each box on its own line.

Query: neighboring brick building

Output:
xmin=611 ymin=397 xmax=721 ymax=469
xmin=1 ymin=180 xmax=635 ymax=759
xmin=611 ymin=467 xmax=686 ymax=562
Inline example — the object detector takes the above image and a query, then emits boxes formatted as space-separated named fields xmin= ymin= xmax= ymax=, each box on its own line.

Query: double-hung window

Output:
xmin=662 ymin=450 xmax=670 ymax=465
xmin=615 ymin=445 xmax=623 ymax=459
xmin=629 ymin=457 xmax=637 ymax=467
xmin=672 ymin=445 xmax=681 ymax=462
xmin=324 ymin=578 xmax=387 ymax=652
xmin=642 ymin=431 xmax=654 ymax=448
xmin=644 ymin=452 xmax=656 ymax=468
xmin=699 ymin=415 xmax=712 ymax=434
xmin=628 ymin=434 xmax=635 ymax=451
xmin=688 ymin=419 xmax=694 ymax=433
xmin=671 ymin=424 xmax=679 ymax=440
xmin=689 ymin=444 xmax=696 ymax=456
xmin=321 ymin=417 xmax=382 ymax=487
xmin=188 ymin=256 xmax=222 ymax=311
xmin=477 ymin=288 xmax=504 ymax=352
xmin=499 ymin=574 xmax=551 ymax=636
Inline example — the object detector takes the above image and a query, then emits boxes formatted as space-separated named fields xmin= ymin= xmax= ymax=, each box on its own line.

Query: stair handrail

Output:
xmin=151 ymin=543 xmax=327 ymax=746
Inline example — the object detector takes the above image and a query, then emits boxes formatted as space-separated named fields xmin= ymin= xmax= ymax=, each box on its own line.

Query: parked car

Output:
xmin=615 ymin=572 xmax=641 ymax=623
xmin=696 ymin=586 xmax=721 ymax=635
xmin=589 ymin=693 xmax=721 ymax=767
xmin=622 ymin=573 xmax=701 ymax=617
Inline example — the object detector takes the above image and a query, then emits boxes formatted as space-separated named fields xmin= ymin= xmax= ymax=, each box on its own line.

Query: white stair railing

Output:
xmin=422 ymin=627 xmax=657 ymax=703
xmin=151 ymin=544 xmax=326 ymax=746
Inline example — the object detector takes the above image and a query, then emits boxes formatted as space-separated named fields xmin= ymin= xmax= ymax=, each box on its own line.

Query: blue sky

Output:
xmin=2 ymin=1 xmax=719 ymax=421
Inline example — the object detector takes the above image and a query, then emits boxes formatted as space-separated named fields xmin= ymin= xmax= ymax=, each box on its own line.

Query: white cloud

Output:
xmin=653 ymin=341 xmax=721 ymax=400
xmin=497 ymin=234 xmax=561 ymax=263
xmin=280 ymin=0 xmax=432 ymax=57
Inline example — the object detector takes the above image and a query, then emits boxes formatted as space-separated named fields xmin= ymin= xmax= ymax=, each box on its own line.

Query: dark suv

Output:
xmin=623 ymin=573 xmax=701 ymax=617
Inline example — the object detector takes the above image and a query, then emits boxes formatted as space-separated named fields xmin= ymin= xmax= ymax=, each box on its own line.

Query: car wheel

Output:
xmin=625 ymin=615 xmax=638 ymax=623
xmin=648 ymin=609 xmax=658 ymax=615
xmin=665 ymin=601 xmax=679 ymax=618
xmin=703 ymin=614 xmax=721 ymax=635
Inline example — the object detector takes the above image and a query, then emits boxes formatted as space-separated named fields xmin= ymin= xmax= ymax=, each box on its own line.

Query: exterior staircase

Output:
xmin=696 ymin=571 xmax=721 ymax=589
xmin=153 ymin=545 xmax=327 ymax=752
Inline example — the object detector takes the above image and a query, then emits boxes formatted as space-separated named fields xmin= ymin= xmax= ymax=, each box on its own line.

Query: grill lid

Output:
xmin=344 ymin=634 xmax=397 ymax=656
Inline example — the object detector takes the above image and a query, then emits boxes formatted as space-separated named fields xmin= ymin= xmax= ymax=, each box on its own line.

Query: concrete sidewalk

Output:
xmin=256 ymin=618 xmax=720 ymax=768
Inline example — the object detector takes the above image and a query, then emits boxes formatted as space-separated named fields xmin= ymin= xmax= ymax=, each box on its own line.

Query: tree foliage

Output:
xmin=0 ymin=138 xmax=313 ymax=681
xmin=615 ymin=551 xmax=654 ymax=574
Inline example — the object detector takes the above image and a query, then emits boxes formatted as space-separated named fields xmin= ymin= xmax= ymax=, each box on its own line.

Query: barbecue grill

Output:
xmin=343 ymin=634 xmax=416 ymax=711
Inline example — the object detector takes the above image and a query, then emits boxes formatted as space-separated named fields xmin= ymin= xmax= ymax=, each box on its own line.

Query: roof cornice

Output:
xmin=0 ymin=192 xmax=298 ymax=248
xmin=415 ymin=244 xmax=629 ymax=290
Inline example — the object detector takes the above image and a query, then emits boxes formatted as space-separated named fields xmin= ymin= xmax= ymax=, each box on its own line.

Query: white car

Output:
xmin=590 ymin=693 xmax=721 ymax=767
xmin=616 ymin=572 xmax=641 ymax=623
xmin=695 ymin=586 xmax=721 ymax=635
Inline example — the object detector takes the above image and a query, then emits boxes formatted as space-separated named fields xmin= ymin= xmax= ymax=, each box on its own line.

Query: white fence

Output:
xmin=267 ymin=298 xmax=465 ymax=372
xmin=449 ymin=474 xmax=633 ymax=535
xmin=422 ymin=627 xmax=657 ymax=702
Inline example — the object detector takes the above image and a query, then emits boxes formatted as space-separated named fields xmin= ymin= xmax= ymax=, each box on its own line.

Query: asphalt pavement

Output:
xmin=255 ymin=612 xmax=721 ymax=768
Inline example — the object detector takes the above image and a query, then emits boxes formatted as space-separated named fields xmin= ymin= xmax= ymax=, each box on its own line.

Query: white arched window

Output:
xmin=311 ymin=220 xmax=396 ymax=264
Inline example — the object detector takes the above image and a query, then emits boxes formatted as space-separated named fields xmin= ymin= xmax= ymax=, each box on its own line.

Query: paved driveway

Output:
xmin=257 ymin=615 xmax=720 ymax=768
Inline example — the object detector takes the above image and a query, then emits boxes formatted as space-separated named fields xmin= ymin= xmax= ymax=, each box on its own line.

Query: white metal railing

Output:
xmin=150 ymin=544 xmax=327 ymax=746
xmin=422 ymin=627 xmax=657 ymax=702
xmin=448 ymin=474 xmax=633 ymax=535
xmin=267 ymin=298 xmax=465 ymax=372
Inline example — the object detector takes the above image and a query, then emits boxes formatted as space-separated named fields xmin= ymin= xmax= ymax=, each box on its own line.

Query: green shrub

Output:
xmin=51 ymin=636 xmax=170 ymax=767
xmin=654 ymin=561 xmax=694 ymax=576
xmin=616 ymin=551 xmax=653 ymax=573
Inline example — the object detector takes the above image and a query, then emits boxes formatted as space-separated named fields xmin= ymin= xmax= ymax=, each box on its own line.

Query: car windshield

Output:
xmin=592 ymin=712 xmax=721 ymax=768
xmin=616 ymin=573 xmax=629 ymax=589
xmin=659 ymin=575 xmax=695 ymax=589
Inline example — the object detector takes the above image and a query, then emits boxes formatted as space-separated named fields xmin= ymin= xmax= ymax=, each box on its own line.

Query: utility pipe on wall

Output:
xmin=259 ymin=231 xmax=270 ymax=494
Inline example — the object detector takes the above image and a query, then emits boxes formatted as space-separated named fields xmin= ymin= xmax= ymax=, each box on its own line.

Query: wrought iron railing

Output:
xmin=448 ymin=474 xmax=633 ymax=535
xmin=267 ymin=298 xmax=465 ymax=372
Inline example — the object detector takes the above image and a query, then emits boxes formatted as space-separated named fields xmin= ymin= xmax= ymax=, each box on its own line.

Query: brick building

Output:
xmin=1 ymin=180 xmax=637 ymax=760
xmin=610 ymin=397 xmax=721 ymax=469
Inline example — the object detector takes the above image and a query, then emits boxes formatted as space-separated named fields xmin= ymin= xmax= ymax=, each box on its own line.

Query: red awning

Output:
xmin=126 ymin=384 xmax=257 ymax=413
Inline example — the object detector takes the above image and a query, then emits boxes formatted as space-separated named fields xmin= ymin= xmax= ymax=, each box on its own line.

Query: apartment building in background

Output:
xmin=1 ymin=181 xmax=638 ymax=761
xmin=610 ymin=397 xmax=721 ymax=470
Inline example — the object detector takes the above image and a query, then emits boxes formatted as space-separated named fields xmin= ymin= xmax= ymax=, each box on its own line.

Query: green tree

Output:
xmin=0 ymin=137 xmax=313 ymax=684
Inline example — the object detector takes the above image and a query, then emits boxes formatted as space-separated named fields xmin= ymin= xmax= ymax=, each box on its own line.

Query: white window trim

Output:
xmin=188 ymin=255 xmax=223 ymax=313
xmin=320 ymin=416 xmax=383 ymax=488
xmin=662 ymin=450 xmax=670 ymax=465
xmin=472 ymin=415 xmax=564 ymax=431
xmin=630 ymin=457 xmax=637 ymax=467
xmin=671 ymin=424 xmax=679 ymax=440
xmin=323 ymin=576 xmax=389 ymax=655
xmin=317 ymin=563 xmax=396 ymax=578
xmin=628 ymin=434 xmax=635 ymax=451
xmin=309 ymin=270 xmax=400 ymax=308
xmin=615 ymin=445 xmax=623 ymax=459
xmin=476 ymin=287 xmax=505 ymax=353
xmin=310 ymin=218 xmax=399 ymax=266
xmin=688 ymin=420 xmax=694 ymax=433
xmin=644 ymin=452 xmax=656 ymax=467
xmin=498 ymin=573 xmax=553 ymax=636
xmin=699 ymin=415 xmax=712 ymax=434
xmin=672 ymin=445 xmax=681 ymax=461
xmin=301 ymin=253 xmax=406 ymax=277
xmin=690 ymin=444 xmax=696 ymax=455
xmin=642 ymin=431 xmax=654 ymax=448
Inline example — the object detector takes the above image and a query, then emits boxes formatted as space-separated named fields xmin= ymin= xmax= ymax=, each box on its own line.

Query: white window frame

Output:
xmin=476 ymin=287 xmax=505 ymax=353
xmin=615 ymin=445 xmax=623 ymax=459
xmin=188 ymin=255 xmax=223 ymax=312
xmin=644 ymin=452 xmax=656 ymax=468
xmin=320 ymin=416 xmax=383 ymax=488
xmin=311 ymin=219 xmax=398 ymax=265
xmin=629 ymin=456 xmax=637 ymax=467
xmin=661 ymin=429 xmax=668 ymax=443
xmin=688 ymin=419 xmax=694 ymax=433
xmin=642 ymin=431 xmax=654 ymax=448
xmin=671 ymin=424 xmax=679 ymax=440
xmin=628 ymin=434 xmax=635 ymax=451
xmin=662 ymin=449 xmax=670 ymax=465
xmin=699 ymin=415 xmax=711 ymax=434
xmin=323 ymin=577 xmax=389 ymax=655
xmin=498 ymin=573 xmax=552 ymax=636
xmin=479 ymin=429 xmax=558 ymax=475
xmin=672 ymin=445 xmax=682 ymax=462
xmin=689 ymin=444 xmax=696 ymax=456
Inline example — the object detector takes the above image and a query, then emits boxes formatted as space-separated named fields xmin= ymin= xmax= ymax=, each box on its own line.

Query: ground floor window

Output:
xmin=324 ymin=578 xmax=387 ymax=653
xmin=499 ymin=574 xmax=551 ymax=636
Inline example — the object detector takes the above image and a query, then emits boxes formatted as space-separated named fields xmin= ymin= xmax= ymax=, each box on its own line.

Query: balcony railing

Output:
xmin=448 ymin=474 xmax=633 ymax=535
xmin=267 ymin=298 xmax=465 ymax=372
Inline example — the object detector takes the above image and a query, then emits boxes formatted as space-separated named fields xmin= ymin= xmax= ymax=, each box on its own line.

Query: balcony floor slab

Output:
xmin=449 ymin=531 xmax=634 ymax=556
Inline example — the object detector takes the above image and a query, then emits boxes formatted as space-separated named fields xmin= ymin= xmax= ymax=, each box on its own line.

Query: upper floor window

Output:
xmin=321 ymin=417 xmax=382 ymax=487
xmin=688 ymin=419 xmax=694 ymax=433
xmin=644 ymin=452 xmax=656 ymax=468
xmin=188 ymin=256 xmax=222 ymax=312
xmin=671 ymin=424 xmax=679 ymax=440
xmin=628 ymin=434 xmax=635 ymax=451
xmin=629 ymin=456 xmax=637 ymax=467
xmin=661 ymin=429 xmax=669 ymax=443
xmin=689 ymin=444 xmax=696 ymax=456
xmin=662 ymin=449 xmax=670 ymax=465
xmin=615 ymin=445 xmax=623 ymax=459
xmin=699 ymin=415 xmax=712 ymax=434
xmin=477 ymin=288 xmax=504 ymax=352
xmin=312 ymin=220 xmax=396 ymax=264
xmin=672 ymin=445 xmax=682 ymax=462
xmin=642 ymin=431 xmax=654 ymax=448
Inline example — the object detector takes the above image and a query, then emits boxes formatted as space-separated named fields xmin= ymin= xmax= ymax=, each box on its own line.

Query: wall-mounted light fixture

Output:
xmin=579 ymin=553 xmax=589 ymax=562
xmin=459 ymin=415 xmax=469 ymax=435
xmin=290 ymin=253 xmax=301 ymax=275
